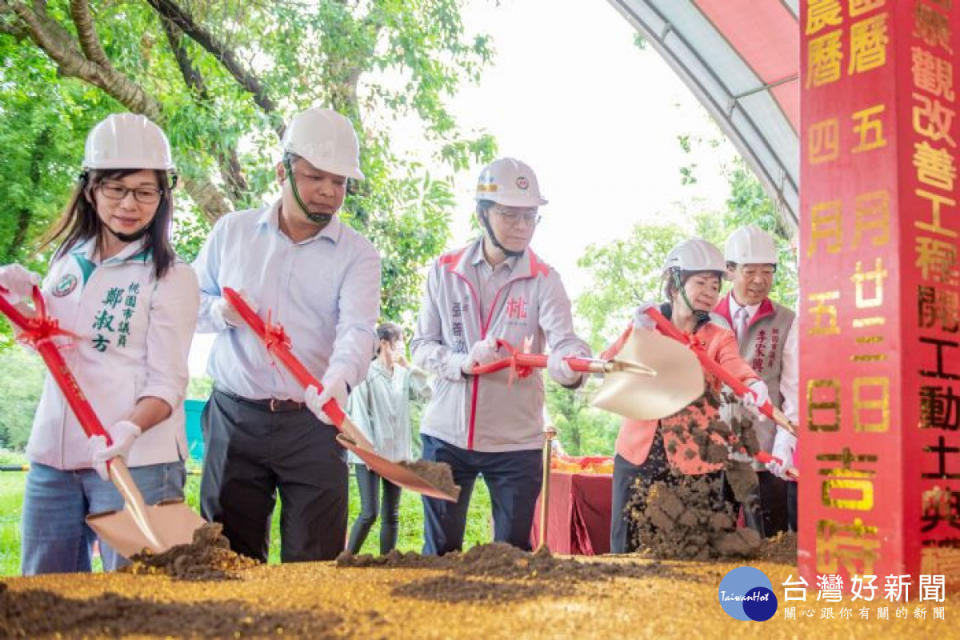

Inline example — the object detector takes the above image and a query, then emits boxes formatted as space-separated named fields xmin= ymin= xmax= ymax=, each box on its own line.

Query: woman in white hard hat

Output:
xmin=0 ymin=113 xmax=200 ymax=575
xmin=609 ymin=237 xmax=768 ymax=553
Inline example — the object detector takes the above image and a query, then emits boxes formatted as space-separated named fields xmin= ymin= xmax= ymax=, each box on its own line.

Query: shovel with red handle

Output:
xmin=0 ymin=285 xmax=205 ymax=558
xmin=471 ymin=335 xmax=795 ymax=476
xmin=474 ymin=330 xmax=706 ymax=421
xmin=643 ymin=307 xmax=799 ymax=479
xmin=222 ymin=287 xmax=460 ymax=502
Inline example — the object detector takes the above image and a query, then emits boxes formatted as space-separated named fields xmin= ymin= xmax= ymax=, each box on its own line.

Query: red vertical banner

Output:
xmin=898 ymin=0 xmax=960 ymax=581
xmin=800 ymin=0 xmax=960 ymax=585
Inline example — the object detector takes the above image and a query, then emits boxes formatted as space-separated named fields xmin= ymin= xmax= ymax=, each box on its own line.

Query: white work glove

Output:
xmin=742 ymin=379 xmax=770 ymax=417
xmin=212 ymin=289 xmax=256 ymax=329
xmin=767 ymin=428 xmax=798 ymax=480
xmin=0 ymin=264 xmax=41 ymax=304
xmin=632 ymin=301 xmax=659 ymax=331
xmin=547 ymin=350 xmax=584 ymax=387
xmin=305 ymin=375 xmax=348 ymax=426
xmin=461 ymin=336 xmax=500 ymax=375
xmin=88 ymin=420 xmax=142 ymax=481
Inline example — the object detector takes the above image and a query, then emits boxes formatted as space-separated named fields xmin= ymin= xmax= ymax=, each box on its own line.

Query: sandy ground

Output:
xmin=2 ymin=551 xmax=956 ymax=639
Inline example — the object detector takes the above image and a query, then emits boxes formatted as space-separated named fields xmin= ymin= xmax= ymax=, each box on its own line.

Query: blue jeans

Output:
xmin=420 ymin=434 xmax=542 ymax=556
xmin=20 ymin=461 xmax=186 ymax=575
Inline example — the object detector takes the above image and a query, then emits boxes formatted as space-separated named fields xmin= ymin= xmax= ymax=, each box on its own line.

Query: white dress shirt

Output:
xmin=193 ymin=201 xmax=381 ymax=401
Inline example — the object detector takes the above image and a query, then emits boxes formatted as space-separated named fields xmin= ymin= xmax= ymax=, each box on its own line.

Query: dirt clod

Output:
xmin=0 ymin=582 xmax=336 ymax=638
xmin=121 ymin=522 xmax=258 ymax=581
xmin=628 ymin=474 xmax=763 ymax=560
xmin=340 ymin=542 xmax=670 ymax=579
xmin=339 ymin=543 xmax=697 ymax=602
xmin=754 ymin=531 xmax=798 ymax=564
xmin=399 ymin=460 xmax=461 ymax=500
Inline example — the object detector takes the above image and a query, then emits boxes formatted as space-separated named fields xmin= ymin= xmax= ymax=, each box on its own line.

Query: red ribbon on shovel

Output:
xmin=644 ymin=307 xmax=799 ymax=479
xmin=222 ymin=287 xmax=460 ymax=501
xmin=222 ymin=287 xmax=350 ymax=426
xmin=0 ymin=285 xmax=205 ymax=556
xmin=0 ymin=286 xmax=103 ymax=441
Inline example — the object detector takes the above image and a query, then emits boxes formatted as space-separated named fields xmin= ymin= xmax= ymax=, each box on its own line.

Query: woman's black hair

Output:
xmin=377 ymin=322 xmax=403 ymax=343
xmin=373 ymin=321 xmax=404 ymax=358
xmin=39 ymin=169 xmax=176 ymax=279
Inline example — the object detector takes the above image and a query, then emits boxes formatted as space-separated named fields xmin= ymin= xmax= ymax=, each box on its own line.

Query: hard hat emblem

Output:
xmin=516 ymin=176 xmax=529 ymax=190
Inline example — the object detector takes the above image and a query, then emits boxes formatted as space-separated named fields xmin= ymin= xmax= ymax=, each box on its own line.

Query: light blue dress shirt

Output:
xmin=193 ymin=200 xmax=381 ymax=401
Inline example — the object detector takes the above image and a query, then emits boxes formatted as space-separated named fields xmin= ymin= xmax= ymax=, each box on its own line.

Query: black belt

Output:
xmin=215 ymin=387 xmax=307 ymax=413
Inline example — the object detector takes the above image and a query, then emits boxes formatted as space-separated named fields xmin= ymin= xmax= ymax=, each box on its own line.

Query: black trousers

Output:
xmin=200 ymin=389 xmax=348 ymax=562
xmin=610 ymin=429 xmax=671 ymax=554
xmin=347 ymin=463 xmax=402 ymax=554
xmin=742 ymin=470 xmax=792 ymax=537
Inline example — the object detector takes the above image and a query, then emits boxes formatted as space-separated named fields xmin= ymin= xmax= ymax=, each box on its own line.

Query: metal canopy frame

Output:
xmin=608 ymin=0 xmax=800 ymax=232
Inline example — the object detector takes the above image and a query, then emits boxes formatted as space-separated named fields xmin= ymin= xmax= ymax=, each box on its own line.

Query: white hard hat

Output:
xmin=475 ymin=157 xmax=547 ymax=207
xmin=83 ymin=113 xmax=174 ymax=171
xmin=282 ymin=107 xmax=364 ymax=180
xmin=663 ymin=238 xmax=726 ymax=275
xmin=725 ymin=224 xmax=778 ymax=265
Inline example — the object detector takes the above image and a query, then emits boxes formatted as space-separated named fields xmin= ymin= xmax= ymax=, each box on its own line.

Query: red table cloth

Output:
xmin=530 ymin=471 xmax=612 ymax=555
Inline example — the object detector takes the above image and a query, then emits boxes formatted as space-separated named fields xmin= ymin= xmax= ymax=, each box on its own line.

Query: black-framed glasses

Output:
xmin=492 ymin=206 xmax=541 ymax=226
xmin=98 ymin=182 xmax=163 ymax=205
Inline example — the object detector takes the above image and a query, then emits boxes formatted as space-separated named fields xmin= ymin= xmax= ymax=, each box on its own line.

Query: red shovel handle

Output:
xmin=0 ymin=286 xmax=111 ymax=443
xmin=644 ymin=307 xmax=797 ymax=437
xmin=753 ymin=450 xmax=799 ymax=480
xmin=222 ymin=287 xmax=346 ymax=428
xmin=470 ymin=339 xmax=596 ymax=376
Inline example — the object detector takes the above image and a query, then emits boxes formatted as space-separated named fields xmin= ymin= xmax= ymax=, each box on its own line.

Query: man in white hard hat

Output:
xmin=714 ymin=224 xmax=798 ymax=535
xmin=411 ymin=157 xmax=591 ymax=555
xmin=193 ymin=107 xmax=380 ymax=562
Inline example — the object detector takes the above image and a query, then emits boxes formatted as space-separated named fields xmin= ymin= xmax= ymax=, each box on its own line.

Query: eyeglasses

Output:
xmin=492 ymin=206 xmax=541 ymax=226
xmin=98 ymin=182 xmax=163 ymax=205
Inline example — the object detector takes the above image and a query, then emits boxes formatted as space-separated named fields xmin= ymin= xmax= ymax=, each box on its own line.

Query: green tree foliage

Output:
xmin=0 ymin=348 xmax=45 ymax=450
xmin=561 ymin=157 xmax=798 ymax=455
xmin=545 ymin=377 xmax=619 ymax=457
xmin=695 ymin=158 xmax=798 ymax=309
xmin=575 ymin=224 xmax=687 ymax=351
xmin=0 ymin=38 xmax=117 ymax=270
xmin=0 ymin=0 xmax=497 ymax=318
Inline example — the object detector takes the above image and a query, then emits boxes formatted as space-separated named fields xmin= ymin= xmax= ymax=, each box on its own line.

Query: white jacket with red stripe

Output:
xmin=411 ymin=239 xmax=589 ymax=452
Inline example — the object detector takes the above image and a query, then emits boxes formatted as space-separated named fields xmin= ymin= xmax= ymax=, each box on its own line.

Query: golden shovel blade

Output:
xmin=336 ymin=433 xmax=461 ymax=502
xmin=590 ymin=327 xmax=704 ymax=420
xmin=86 ymin=459 xmax=206 ymax=558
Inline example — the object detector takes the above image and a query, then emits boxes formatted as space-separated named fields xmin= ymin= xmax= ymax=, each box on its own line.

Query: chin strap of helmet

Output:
xmin=283 ymin=156 xmax=332 ymax=227
xmin=671 ymin=269 xmax=712 ymax=324
xmin=480 ymin=210 xmax=524 ymax=258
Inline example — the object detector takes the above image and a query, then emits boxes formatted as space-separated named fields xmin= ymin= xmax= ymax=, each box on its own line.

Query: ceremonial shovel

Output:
xmin=643 ymin=307 xmax=800 ymax=478
xmin=645 ymin=307 xmax=799 ymax=438
xmin=0 ymin=286 xmax=205 ymax=557
xmin=471 ymin=329 xmax=796 ymax=475
xmin=223 ymin=287 xmax=460 ymax=502
xmin=470 ymin=329 xmax=704 ymax=420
